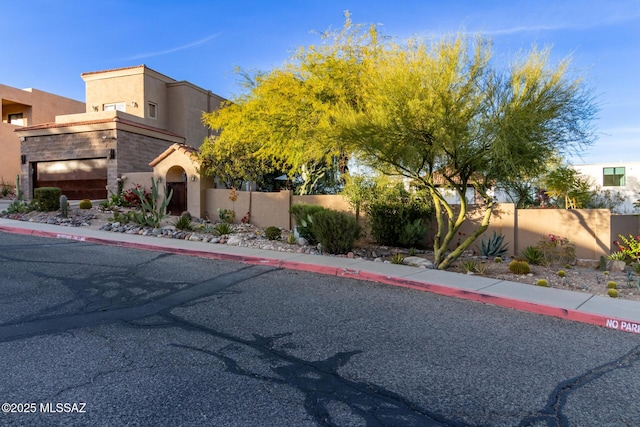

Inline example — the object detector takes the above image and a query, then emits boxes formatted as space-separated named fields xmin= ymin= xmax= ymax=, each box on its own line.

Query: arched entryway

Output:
xmin=166 ymin=165 xmax=187 ymax=215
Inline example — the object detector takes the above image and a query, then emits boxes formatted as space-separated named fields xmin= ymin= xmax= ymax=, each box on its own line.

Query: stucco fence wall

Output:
xmin=204 ymin=189 xmax=639 ymax=260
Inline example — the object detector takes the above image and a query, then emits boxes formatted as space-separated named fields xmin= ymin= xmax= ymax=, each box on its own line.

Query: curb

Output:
xmin=1 ymin=224 xmax=639 ymax=336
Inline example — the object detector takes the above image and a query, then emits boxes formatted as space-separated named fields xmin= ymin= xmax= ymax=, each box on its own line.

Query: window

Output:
xmin=8 ymin=113 xmax=24 ymax=126
xmin=603 ymin=167 xmax=625 ymax=186
xmin=148 ymin=102 xmax=158 ymax=119
xmin=103 ymin=102 xmax=126 ymax=112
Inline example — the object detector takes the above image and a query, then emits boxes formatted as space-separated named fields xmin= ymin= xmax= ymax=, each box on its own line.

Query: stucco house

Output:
xmin=0 ymin=84 xmax=85 ymax=185
xmin=15 ymin=65 xmax=225 ymax=213
xmin=573 ymin=162 xmax=640 ymax=214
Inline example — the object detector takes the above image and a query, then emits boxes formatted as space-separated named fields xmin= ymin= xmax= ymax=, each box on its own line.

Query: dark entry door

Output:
xmin=166 ymin=182 xmax=186 ymax=215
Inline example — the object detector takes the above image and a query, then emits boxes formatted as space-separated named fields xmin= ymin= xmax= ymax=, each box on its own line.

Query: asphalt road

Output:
xmin=0 ymin=232 xmax=639 ymax=427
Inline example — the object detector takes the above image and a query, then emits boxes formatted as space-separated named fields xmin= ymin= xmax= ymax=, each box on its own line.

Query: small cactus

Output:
xmin=607 ymin=281 xmax=618 ymax=289
xmin=59 ymin=195 xmax=68 ymax=218
xmin=557 ymin=270 xmax=566 ymax=278
xmin=494 ymin=256 xmax=503 ymax=263
xmin=536 ymin=279 xmax=550 ymax=287
xmin=607 ymin=288 xmax=619 ymax=298
xmin=78 ymin=199 xmax=93 ymax=209
xmin=509 ymin=260 xmax=531 ymax=275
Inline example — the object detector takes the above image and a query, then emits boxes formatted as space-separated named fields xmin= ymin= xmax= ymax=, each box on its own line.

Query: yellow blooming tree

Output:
xmin=200 ymin=16 xmax=597 ymax=269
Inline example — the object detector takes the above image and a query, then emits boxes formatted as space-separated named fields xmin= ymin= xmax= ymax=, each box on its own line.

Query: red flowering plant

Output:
xmin=612 ymin=234 xmax=640 ymax=263
xmin=120 ymin=184 xmax=152 ymax=208
xmin=537 ymin=234 xmax=576 ymax=266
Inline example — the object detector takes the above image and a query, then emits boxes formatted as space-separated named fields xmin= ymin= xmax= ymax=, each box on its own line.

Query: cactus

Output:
xmin=59 ymin=195 xmax=68 ymax=218
xmin=509 ymin=260 xmax=531 ymax=275
xmin=607 ymin=281 xmax=618 ymax=289
xmin=557 ymin=270 xmax=566 ymax=278
xmin=599 ymin=255 xmax=607 ymax=271
xmin=131 ymin=177 xmax=173 ymax=228
xmin=607 ymin=288 xmax=619 ymax=298
xmin=78 ymin=199 xmax=93 ymax=209
xmin=536 ymin=279 xmax=550 ymax=287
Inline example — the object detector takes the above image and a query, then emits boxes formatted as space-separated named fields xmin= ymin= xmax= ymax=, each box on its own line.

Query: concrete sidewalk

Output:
xmin=1 ymin=216 xmax=639 ymax=335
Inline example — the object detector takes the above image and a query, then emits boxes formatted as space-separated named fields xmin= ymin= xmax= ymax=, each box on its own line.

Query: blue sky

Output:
xmin=2 ymin=0 xmax=638 ymax=164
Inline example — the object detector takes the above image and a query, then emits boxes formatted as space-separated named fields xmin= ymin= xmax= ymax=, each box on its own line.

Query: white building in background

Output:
xmin=573 ymin=162 xmax=640 ymax=214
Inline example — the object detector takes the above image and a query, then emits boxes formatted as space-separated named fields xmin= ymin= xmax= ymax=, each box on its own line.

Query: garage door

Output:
xmin=35 ymin=159 xmax=108 ymax=200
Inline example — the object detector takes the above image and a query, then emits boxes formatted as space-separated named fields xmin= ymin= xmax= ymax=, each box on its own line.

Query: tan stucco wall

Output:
xmin=0 ymin=85 xmax=84 ymax=183
xmin=151 ymin=150 xmax=203 ymax=217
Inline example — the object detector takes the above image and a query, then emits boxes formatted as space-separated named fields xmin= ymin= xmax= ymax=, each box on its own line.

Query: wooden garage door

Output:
xmin=35 ymin=159 xmax=108 ymax=200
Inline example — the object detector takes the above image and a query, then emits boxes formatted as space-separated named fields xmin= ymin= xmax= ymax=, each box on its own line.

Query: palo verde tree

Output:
xmin=337 ymin=34 xmax=597 ymax=269
xmin=201 ymin=16 xmax=597 ymax=269
xmin=200 ymin=14 xmax=375 ymax=192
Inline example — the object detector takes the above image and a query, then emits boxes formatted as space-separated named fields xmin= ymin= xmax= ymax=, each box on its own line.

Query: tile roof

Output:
xmin=149 ymin=143 xmax=200 ymax=167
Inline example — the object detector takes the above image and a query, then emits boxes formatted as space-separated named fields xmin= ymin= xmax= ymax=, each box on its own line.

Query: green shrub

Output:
xmin=173 ymin=215 xmax=194 ymax=231
xmin=391 ymin=253 xmax=405 ymax=264
xmin=462 ymin=260 xmax=476 ymax=273
xmin=213 ymin=222 xmax=233 ymax=236
xmin=312 ymin=209 xmax=361 ymax=254
xmin=264 ymin=226 xmax=282 ymax=241
xmin=509 ymin=260 xmax=531 ymax=275
xmin=536 ymin=279 xmax=550 ymax=287
xmin=607 ymin=288 xmax=619 ymax=298
xmin=78 ymin=199 xmax=93 ymax=209
xmin=290 ymin=203 xmax=326 ymax=245
xmin=4 ymin=199 xmax=36 ymax=214
xmin=34 ymin=187 xmax=62 ymax=211
xmin=313 ymin=209 xmax=362 ymax=254
xmin=479 ymin=231 xmax=508 ymax=257
xmin=520 ymin=246 xmax=543 ymax=265
xmin=398 ymin=219 xmax=428 ymax=248
xmin=287 ymin=233 xmax=297 ymax=244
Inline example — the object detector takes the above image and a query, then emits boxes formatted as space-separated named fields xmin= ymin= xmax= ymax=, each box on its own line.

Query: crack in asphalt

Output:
xmin=0 ymin=263 xmax=277 ymax=342
xmin=517 ymin=344 xmax=640 ymax=427
xmin=155 ymin=313 xmax=469 ymax=427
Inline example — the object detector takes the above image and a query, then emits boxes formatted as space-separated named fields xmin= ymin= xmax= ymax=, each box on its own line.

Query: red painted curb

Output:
xmin=1 ymin=225 xmax=639 ymax=335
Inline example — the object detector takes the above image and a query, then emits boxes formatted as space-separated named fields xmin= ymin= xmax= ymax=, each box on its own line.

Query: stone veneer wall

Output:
xmin=20 ymin=129 xmax=174 ymax=198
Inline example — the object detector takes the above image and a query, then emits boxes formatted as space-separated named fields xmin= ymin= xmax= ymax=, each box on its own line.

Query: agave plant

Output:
xmin=479 ymin=231 xmax=508 ymax=257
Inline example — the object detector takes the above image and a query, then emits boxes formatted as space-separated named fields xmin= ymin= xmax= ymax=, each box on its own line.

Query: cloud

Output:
xmin=122 ymin=33 xmax=221 ymax=61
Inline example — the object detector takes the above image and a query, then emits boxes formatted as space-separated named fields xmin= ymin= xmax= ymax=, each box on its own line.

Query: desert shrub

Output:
xmin=173 ymin=215 xmax=194 ymax=231
xmin=78 ymin=199 xmax=93 ymax=209
xmin=290 ymin=203 xmax=326 ymax=245
xmin=607 ymin=289 xmax=619 ymax=298
xmin=287 ymin=233 xmax=297 ymax=244
xmin=536 ymin=279 xmax=550 ymax=287
xmin=312 ymin=209 xmax=361 ymax=254
xmin=217 ymin=208 xmax=235 ymax=224
xmin=479 ymin=231 xmax=508 ymax=257
xmin=4 ymin=199 xmax=36 ymax=214
xmin=34 ymin=187 xmax=61 ymax=211
xmin=537 ymin=234 xmax=576 ymax=266
xmin=475 ymin=262 xmax=488 ymax=275
xmin=508 ymin=260 xmax=531 ymax=275
xmin=462 ymin=260 xmax=476 ymax=273
xmin=398 ymin=219 xmax=428 ymax=248
xmin=213 ymin=222 xmax=233 ymax=236
xmin=364 ymin=182 xmax=432 ymax=248
xmin=520 ymin=246 xmax=543 ymax=265
xmin=264 ymin=226 xmax=282 ymax=241
xmin=391 ymin=253 xmax=405 ymax=265
xmin=199 ymin=224 xmax=218 ymax=234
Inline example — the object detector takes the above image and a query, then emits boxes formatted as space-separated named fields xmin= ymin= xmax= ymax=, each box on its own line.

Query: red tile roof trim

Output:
xmin=149 ymin=143 xmax=200 ymax=167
